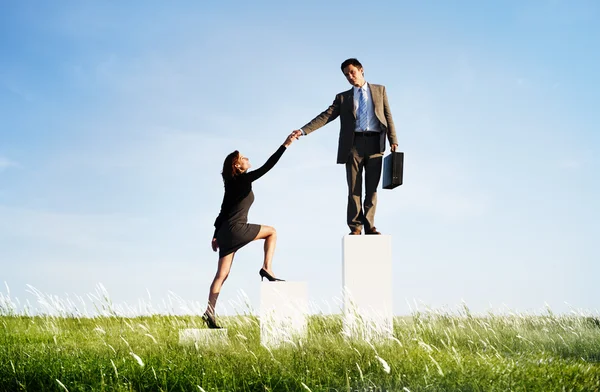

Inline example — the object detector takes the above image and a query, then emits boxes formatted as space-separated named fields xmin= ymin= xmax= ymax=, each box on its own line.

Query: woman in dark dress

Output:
xmin=203 ymin=132 xmax=299 ymax=329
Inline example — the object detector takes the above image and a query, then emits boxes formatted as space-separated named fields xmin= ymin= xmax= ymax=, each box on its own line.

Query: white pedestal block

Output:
xmin=342 ymin=235 xmax=393 ymax=341
xmin=260 ymin=282 xmax=308 ymax=347
xmin=178 ymin=328 xmax=228 ymax=346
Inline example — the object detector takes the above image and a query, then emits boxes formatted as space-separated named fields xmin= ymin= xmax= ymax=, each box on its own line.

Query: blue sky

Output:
xmin=1 ymin=0 xmax=599 ymax=316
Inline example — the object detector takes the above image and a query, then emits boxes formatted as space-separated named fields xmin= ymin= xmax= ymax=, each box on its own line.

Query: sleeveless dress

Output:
xmin=213 ymin=145 xmax=287 ymax=258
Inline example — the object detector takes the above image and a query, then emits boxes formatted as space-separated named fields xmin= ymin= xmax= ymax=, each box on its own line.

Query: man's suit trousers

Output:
xmin=345 ymin=133 xmax=383 ymax=232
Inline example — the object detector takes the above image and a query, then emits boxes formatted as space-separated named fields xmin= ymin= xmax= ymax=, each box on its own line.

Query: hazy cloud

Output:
xmin=0 ymin=156 xmax=18 ymax=171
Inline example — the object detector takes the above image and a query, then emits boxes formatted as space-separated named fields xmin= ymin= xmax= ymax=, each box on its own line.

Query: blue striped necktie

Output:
xmin=358 ymin=87 xmax=368 ymax=131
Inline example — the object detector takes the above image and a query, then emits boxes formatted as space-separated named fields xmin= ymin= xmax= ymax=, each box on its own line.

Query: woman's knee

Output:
xmin=257 ymin=225 xmax=276 ymax=239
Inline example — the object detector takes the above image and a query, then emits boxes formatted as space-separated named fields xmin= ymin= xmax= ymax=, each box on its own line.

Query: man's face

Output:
xmin=343 ymin=65 xmax=365 ymax=87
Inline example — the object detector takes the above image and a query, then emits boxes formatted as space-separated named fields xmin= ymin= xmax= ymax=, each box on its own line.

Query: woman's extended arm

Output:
xmin=245 ymin=145 xmax=286 ymax=182
xmin=245 ymin=133 xmax=298 ymax=182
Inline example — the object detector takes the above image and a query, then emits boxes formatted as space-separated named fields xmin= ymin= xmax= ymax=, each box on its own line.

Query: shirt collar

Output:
xmin=353 ymin=82 xmax=368 ymax=95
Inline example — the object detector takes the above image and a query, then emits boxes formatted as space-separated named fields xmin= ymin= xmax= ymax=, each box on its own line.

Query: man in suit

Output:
xmin=293 ymin=58 xmax=398 ymax=235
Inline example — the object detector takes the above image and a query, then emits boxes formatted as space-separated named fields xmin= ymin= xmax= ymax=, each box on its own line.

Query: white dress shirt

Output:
xmin=354 ymin=83 xmax=380 ymax=132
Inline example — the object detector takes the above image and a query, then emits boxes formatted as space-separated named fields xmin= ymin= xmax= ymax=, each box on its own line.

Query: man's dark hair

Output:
xmin=341 ymin=58 xmax=363 ymax=71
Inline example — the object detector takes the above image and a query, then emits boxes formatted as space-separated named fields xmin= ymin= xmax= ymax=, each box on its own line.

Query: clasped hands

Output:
xmin=283 ymin=130 xmax=302 ymax=147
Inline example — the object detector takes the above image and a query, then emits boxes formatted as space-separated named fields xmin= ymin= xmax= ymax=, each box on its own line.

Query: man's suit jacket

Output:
xmin=301 ymin=83 xmax=398 ymax=164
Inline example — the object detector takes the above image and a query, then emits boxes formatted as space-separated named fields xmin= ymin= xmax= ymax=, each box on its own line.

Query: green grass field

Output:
xmin=1 ymin=308 xmax=599 ymax=391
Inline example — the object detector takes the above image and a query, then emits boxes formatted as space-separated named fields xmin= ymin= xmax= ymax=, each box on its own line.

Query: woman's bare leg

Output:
xmin=253 ymin=225 xmax=277 ymax=276
xmin=204 ymin=252 xmax=235 ymax=317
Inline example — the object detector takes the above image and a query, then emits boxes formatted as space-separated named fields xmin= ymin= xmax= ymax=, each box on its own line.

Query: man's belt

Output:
xmin=354 ymin=131 xmax=380 ymax=137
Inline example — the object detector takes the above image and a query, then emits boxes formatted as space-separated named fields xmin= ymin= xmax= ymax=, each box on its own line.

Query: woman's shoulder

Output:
xmin=225 ymin=174 xmax=250 ymax=186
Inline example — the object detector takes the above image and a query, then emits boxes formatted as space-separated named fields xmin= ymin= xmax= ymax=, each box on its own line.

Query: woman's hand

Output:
xmin=283 ymin=131 xmax=300 ymax=147
xmin=211 ymin=238 xmax=218 ymax=252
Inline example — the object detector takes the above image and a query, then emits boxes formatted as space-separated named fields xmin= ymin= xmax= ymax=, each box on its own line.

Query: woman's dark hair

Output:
xmin=222 ymin=150 xmax=241 ymax=182
xmin=341 ymin=58 xmax=363 ymax=71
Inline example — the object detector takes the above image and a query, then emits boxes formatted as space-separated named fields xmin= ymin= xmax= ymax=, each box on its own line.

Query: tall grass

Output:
xmin=1 ymin=286 xmax=599 ymax=391
xmin=1 ymin=312 xmax=599 ymax=390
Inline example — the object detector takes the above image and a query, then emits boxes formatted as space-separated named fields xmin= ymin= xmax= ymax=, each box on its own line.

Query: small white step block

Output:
xmin=260 ymin=281 xmax=308 ymax=347
xmin=342 ymin=235 xmax=393 ymax=341
xmin=178 ymin=328 xmax=228 ymax=346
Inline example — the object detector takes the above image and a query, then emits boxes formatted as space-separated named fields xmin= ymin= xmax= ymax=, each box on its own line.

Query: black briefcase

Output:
xmin=382 ymin=151 xmax=404 ymax=189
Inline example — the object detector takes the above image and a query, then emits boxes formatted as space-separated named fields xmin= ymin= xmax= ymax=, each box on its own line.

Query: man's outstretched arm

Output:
xmin=294 ymin=95 xmax=342 ymax=136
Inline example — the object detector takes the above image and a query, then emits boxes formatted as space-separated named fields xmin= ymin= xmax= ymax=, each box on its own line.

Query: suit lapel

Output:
xmin=369 ymin=83 xmax=380 ymax=109
xmin=344 ymin=88 xmax=356 ymax=118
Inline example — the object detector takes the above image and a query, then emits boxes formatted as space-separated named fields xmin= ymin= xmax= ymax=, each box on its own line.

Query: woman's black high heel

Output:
xmin=259 ymin=268 xmax=285 ymax=282
xmin=202 ymin=312 xmax=222 ymax=329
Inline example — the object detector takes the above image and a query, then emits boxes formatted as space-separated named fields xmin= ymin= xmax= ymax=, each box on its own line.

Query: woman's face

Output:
xmin=236 ymin=153 xmax=251 ymax=173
